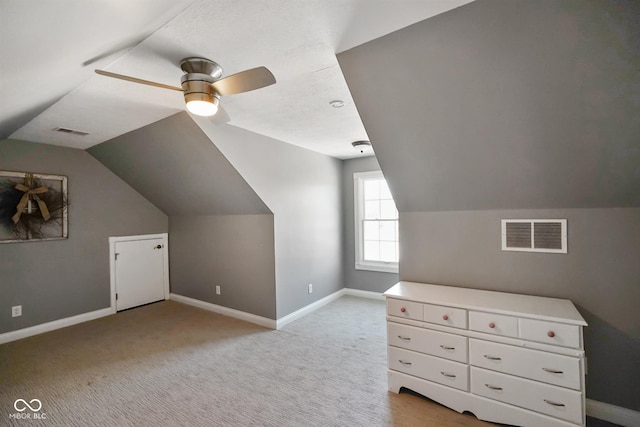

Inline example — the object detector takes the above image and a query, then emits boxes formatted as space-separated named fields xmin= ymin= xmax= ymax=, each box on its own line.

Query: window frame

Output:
xmin=353 ymin=171 xmax=399 ymax=274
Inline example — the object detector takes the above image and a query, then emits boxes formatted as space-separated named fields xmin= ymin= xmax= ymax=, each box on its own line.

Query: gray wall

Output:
xmin=0 ymin=139 xmax=168 ymax=334
xmin=342 ymin=156 xmax=398 ymax=293
xmin=338 ymin=0 xmax=640 ymax=411
xmin=338 ymin=0 xmax=640 ymax=212
xmin=88 ymin=113 xmax=271 ymax=216
xmin=169 ymin=215 xmax=276 ymax=318
xmin=401 ymin=208 xmax=640 ymax=410
xmin=89 ymin=113 xmax=277 ymax=319
xmin=193 ymin=119 xmax=343 ymax=318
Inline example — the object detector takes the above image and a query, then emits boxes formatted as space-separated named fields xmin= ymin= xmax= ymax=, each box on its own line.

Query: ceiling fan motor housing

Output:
xmin=180 ymin=58 xmax=223 ymax=105
xmin=181 ymin=74 xmax=220 ymax=105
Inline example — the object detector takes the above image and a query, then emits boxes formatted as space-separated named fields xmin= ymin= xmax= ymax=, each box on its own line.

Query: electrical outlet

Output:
xmin=215 ymin=285 xmax=221 ymax=295
xmin=12 ymin=305 xmax=22 ymax=317
xmin=308 ymin=284 xmax=313 ymax=294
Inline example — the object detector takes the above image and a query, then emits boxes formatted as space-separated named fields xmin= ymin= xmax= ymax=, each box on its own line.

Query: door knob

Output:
xmin=155 ymin=244 xmax=162 ymax=249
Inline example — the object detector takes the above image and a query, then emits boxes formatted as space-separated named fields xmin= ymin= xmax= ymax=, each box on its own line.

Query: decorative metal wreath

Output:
xmin=0 ymin=173 xmax=68 ymax=240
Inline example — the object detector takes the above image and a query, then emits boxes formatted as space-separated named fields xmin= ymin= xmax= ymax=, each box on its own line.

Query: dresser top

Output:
xmin=384 ymin=281 xmax=587 ymax=326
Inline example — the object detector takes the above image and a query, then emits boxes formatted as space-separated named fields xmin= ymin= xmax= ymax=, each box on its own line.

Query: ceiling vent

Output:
xmin=53 ymin=127 xmax=90 ymax=136
xmin=501 ymin=219 xmax=567 ymax=253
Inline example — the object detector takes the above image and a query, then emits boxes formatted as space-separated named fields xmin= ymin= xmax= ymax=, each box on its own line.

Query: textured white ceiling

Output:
xmin=1 ymin=0 xmax=474 ymax=159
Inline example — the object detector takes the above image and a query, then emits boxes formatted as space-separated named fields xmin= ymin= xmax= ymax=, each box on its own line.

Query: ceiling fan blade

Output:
xmin=95 ymin=69 xmax=183 ymax=92
xmin=211 ymin=66 xmax=276 ymax=96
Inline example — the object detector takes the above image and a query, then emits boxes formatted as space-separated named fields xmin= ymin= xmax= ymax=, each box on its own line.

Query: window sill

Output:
xmin=355 ymin=262 xmax=399 ymax=274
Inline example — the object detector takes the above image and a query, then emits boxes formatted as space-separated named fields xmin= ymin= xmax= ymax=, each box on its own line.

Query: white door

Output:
xmin=114 ymin=237 xmax=166 ymax=311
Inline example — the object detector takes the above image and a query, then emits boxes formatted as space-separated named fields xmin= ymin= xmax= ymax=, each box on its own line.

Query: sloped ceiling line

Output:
xmin=2 ymin=0 xmax=475 ymax=159
xmin=0 ymin=0 xmax=196 ymax=140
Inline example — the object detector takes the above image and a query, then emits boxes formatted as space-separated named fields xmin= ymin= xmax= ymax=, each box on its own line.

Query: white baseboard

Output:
xmin=0 ymin=289 xmax=383 ymax=345
xmin=276 ymin=289 xmax=347 ymax=329
xmin=343 ymin=288 xmax=385 ymax=300
xmin=170 ymin=293 xmax=277 ymax=329
xmin=587 ymin=398 xmax=640 ymax=426
xmin=0 ymin=307 xmax=113 ymax=345
xmin=170 ymin=288 xmax=382 ymax=331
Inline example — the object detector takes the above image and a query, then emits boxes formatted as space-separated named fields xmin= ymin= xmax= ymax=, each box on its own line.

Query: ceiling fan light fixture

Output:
xmin=185 ymin=93 xmax=219 ymax=117
xmin=95 ymin=57 xmax=276 ymax=121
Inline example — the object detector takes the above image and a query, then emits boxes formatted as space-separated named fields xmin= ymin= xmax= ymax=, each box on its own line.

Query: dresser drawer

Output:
xmin=519 ymin=318 xmax=581 ymax=349
xmin=469 ymin=311 xmax=518 ymax=338
xmin=423 ymin=303 xmax=467 ymax=329
xmin=388 ymin=322 xmax=468 ymax=363
xmin=471 ymin=367 xmax=582 ymax=424
xmin=469 ymin=339 xmax=582 ymax=390
xmin=389 ymin=347 xmax=469 ymax=391
xmin=387 ymin=298 xmax=423 ymax=321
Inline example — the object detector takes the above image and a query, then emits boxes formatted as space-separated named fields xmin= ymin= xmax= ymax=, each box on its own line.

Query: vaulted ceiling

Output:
xmin=338 ymin=0 xmax=640 ymax=211
xmin=0 ymin=0 xmax=473 ymax=159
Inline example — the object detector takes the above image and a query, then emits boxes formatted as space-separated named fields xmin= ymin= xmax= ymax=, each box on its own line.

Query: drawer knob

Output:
xmin=489 ymin=322 xmax=496 ymax=329
xmin=399 ymin=359 xmax=412 ymax=366
xmin=485 ymin=384 xmax=503 ymax=391
xmin=441 ymin=371 xmax=456 ymax=378
xmin=442 ymin=314 xmax=449 ymax=321
xmin=400 ymin=307 xmax=406 ymax=313
xmin=440 ymin=345 xmax=455 ymax=351
xmin=547 ymin=331 xmax=555 ymax=338
xmin=542 ymin=368 xmax=564 ymax=374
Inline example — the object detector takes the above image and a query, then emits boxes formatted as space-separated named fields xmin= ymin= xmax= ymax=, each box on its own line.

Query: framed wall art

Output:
xmin=0 ymin=171 xmax=68 ymax=243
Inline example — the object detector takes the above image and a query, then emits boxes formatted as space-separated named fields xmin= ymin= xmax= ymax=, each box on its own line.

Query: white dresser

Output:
xmin=384 ymin=281 xmax=587 ymax=427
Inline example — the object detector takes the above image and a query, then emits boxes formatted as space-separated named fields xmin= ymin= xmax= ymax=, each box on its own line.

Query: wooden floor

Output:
xmin=388 ymin=388 xmax=620 ymax=427
xmin=389 ymin=389 xmax=495 ymax=426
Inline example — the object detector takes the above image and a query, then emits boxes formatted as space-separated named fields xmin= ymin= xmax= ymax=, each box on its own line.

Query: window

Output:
xmin=354 ymin=171 xmax=399 ymax=273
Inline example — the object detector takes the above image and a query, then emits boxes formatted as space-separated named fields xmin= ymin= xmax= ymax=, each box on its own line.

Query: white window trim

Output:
xmin=354 ymin=171 xmax=399 ymax=274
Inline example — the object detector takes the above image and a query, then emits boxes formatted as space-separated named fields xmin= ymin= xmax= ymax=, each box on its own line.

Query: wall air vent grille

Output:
xmin=53 ymin=127 xmax=90 ymax=136
xmin=505 ymin=222 xmax=531 ymax=248
xmin=502 ymin=219 xmax=567 ymax=253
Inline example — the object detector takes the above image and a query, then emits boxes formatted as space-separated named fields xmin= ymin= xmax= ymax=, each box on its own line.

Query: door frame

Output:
xmin=109 ymin=233 xmax=170 ymax=313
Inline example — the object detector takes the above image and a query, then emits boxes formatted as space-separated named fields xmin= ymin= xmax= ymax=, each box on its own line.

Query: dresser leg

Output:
xmin=387 ymin=370 xmax=403 ymax=393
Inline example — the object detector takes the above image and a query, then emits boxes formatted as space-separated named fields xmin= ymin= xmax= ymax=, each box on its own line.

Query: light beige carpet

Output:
xmin=0 ymin=296 xmax=494 ymax=426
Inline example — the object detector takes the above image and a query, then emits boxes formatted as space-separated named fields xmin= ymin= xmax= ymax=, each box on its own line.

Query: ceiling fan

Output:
xmin=95 ymin=57 xmax=276 ymax=117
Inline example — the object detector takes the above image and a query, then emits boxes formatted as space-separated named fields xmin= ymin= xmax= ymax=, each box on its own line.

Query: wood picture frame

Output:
xmin=0 ymin=170 xmax=68 ymax=243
